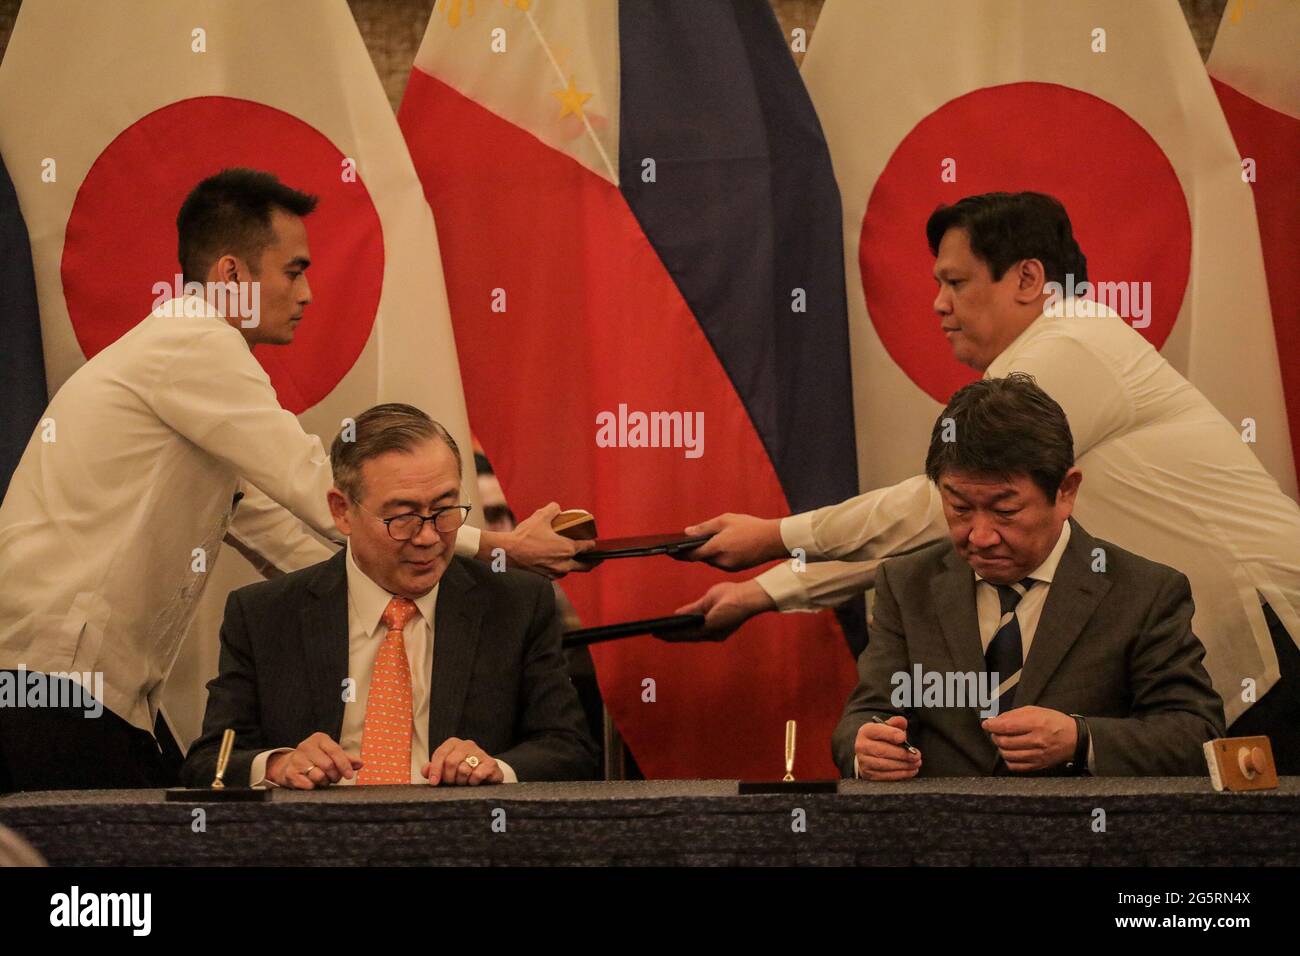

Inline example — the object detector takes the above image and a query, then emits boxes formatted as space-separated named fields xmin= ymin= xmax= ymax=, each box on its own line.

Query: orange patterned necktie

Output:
xmin=357 ymin=596 xmax=417 ymax=785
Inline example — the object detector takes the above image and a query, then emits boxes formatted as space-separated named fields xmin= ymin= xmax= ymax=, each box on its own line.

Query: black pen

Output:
xmin=872 ymin=715 xmax=919 ymax=754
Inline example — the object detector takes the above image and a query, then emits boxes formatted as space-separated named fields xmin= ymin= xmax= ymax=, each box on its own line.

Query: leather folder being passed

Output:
xmin=575 ymin=532 xmax=712 ymax=561
xmin=563 ymin=613 xmax=706 ymax=647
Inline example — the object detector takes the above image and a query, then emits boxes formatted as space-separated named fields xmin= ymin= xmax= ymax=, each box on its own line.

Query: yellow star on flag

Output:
xmin=551 ymin=76 xmax=592 ymax=119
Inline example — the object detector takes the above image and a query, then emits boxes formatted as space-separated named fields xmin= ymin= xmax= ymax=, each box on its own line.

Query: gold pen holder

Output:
xmin=165 ymin=727 xmax=273 ymax=802
xmin=738 ymin=718 xmax=838 ymax=793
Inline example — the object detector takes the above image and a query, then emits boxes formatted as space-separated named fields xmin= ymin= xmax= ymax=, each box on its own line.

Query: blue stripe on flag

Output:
xmin=0 ymin=153 xmax=47 ymax=501
xmin=617 ymin=0 xmax=858 ymax=514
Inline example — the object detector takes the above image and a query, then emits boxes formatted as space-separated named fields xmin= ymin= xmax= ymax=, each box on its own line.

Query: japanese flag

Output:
xmin=1208 ymin=0 xmax=1300 ymax=478
xmin=801 ymin=0 xmax=1296 ymax=498
xmin=0 ymin=0 xmax=474 ymax=744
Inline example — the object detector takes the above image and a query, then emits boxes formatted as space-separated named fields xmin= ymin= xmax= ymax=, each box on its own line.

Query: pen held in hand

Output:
xmin=872 ymin=715 xmax=919 ymax=755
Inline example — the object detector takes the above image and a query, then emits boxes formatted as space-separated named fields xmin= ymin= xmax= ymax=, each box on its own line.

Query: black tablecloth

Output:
xmin=2 ymin=778 xmax=1296 ymax=866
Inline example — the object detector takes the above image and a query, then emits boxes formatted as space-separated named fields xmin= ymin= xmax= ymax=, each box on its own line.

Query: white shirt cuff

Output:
xmin=455 ymin=523 xmax=481 ymax=559
xmin=779 ymin=512 xmax=818 ymax=555
xmin=250 ymin=748 xmax=293 ymax=787
xmin=754 ymin=564 xmax=811 ymax=610
xmin=496 ymin=758 xmax=518 ymax=784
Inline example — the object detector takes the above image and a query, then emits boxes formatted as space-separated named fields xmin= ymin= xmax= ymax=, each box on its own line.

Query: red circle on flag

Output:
xmin=860 ymin=82 xmax=1191 ymax=403
xmin=62 ymin=96 xmax=383 ymax=414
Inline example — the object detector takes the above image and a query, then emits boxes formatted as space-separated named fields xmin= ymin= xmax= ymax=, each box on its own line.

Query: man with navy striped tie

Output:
xmin=833 ymin=374 xmax=1225 ymax=778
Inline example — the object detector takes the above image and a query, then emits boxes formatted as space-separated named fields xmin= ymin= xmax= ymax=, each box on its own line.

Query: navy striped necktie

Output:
xmin=985 ymin=577 xmax=1035 ymax=712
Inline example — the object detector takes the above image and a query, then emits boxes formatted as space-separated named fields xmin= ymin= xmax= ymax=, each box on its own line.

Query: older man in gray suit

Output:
xmin=834 ymin=374 xmax=1224 ymax=779
xmin=183 ymin=404 xmax=597 ymax=789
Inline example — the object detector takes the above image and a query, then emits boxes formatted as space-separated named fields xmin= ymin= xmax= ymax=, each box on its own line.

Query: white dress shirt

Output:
xmin=249 ymin=542 xmax=515 ymax=786
xmin=760 ymin=303 xmax=1300 ymax=724
xmin=0 ymin=297 xmax=485 ymax=736
xmin=975 ymin=523 xmax=1094 ymax=770
xmin=974 ymin=522 xmax=1069 ymax=663
xmin=0 ymin=298 xmax=342 ymax=732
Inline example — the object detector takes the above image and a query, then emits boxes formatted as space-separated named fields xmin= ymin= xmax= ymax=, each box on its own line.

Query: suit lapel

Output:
xmin=299 ymin=550 xmax=349 ymax=739
xmin=929 ymin=550 xmax=1001 ymax=770
xmin=1014 ymin=520 xmax=1111 ymax=708
xmin=426 ymin=559 xmax=486 ymax=747
xmin=930 ymin=550 xmax=986 ymax=677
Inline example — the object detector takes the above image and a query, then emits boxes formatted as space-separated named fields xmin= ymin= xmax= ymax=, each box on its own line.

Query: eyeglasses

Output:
xmin=355 ymin=501 xmax=473 ymax=541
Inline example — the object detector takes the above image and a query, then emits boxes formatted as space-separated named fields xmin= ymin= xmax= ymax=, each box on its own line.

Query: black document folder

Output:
xmin=562 ymin=613 xmax=706 ymax=647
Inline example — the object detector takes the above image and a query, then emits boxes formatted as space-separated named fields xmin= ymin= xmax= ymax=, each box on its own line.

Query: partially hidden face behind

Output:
xmin=937 ymin=467 xmax=1082 ymax=585
xmin=328 ymin=437 xmax=462 ymax=599
xmin=475 ymin=471 xmax=516 ymax=532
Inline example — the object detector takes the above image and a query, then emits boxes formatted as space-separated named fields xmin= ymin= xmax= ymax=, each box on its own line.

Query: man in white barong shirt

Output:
xmin=678 ymin=192 xmax=1300 ymax=771
xmin=0 ymin=169 xmax=589 ymax=790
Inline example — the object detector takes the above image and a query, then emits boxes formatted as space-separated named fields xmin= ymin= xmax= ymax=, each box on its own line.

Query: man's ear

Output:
xmin=327 ymin=488 xmax=353 ymax=536
xmin=1056 ymin=467 xmax=1083 ymax=511
xmin=1013 ymin=258 xmax=1047 ymax=303
xmin=208 ymin=254 xmax=237 ymax=285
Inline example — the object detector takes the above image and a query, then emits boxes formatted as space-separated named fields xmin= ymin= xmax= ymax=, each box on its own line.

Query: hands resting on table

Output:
xmin=265 ymin=732 xmax=506 ymax=789
xmin=854 ymin=708 xmax=1080 ymax=780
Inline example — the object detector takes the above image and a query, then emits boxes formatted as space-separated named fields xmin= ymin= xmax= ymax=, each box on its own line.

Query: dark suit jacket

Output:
xmin=182 ymin=551 xmax=599 ymax=787
xmin=832 ymin=519 xmax=1225 ymax=777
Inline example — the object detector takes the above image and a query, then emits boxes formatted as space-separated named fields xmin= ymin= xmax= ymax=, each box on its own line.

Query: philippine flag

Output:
xmin=400 ymin=0 xmax=861 ymax=779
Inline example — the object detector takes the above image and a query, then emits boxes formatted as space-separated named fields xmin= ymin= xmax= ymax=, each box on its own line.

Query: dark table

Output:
xmin=2 ymin=778 xmax=1297 ymax=866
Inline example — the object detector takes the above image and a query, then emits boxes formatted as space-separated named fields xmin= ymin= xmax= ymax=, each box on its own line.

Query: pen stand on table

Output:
xmin=165 ymin=728 xmax=272 ymax=802
xmin=738 ymin=720 xmax=838 ymax=794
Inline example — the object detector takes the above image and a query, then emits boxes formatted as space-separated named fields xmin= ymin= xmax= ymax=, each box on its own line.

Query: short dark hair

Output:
xmin=176 ymin=168 xmax=318 ymax=284
xmin=926 ymin=192 xmax=1087 ymax=288
xmin=924 ymin=373 xmax=1075 ymax=503
xmin=330 ymin=403 xmax=463 ymax=503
